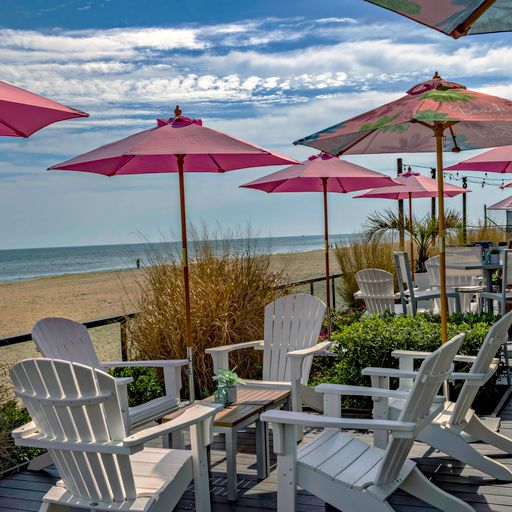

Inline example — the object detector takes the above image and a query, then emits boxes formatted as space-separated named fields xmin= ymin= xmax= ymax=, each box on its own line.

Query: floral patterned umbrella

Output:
xmin=365 ymin=0 xmax=512 ymax=38
xmin=295 ymin=73 xmax=512 ymax=344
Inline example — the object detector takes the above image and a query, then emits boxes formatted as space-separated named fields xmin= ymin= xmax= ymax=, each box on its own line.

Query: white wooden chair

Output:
xmin=261 ymin=334 xmax=473 ymax=512
xmin=395 ymin=251 xmax=461 ymax=315
xmin=206 ymin=294 xmax=329 ymax=413
xmin=364 ymin=311 xmax=512 ymax=480
xmin=11 ymin=358 xmax=221 ymax=512
xmin=425 ymin=255 xmax=481 ymax=313
xmin=354 ymin=268 xmax=402 ymax=315
xmin=32 ymin=317 xmax=188 ymax=431
xmin=480 ymin=249 xmax=512 ymax=314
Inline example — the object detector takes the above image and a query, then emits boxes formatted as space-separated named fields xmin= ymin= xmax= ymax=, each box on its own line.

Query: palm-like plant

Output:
xmin=364 ymin=209 xmax=462 ymax=272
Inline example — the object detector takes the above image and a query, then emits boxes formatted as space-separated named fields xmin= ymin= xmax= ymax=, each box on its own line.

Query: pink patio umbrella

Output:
xmin=355 ymin=170 xmax=469 ymax=279
xmin=295 ymin=72 xmax=512 ymax=344
xmin=365 ymin=0 xmax=512 ymax=38
xmin=446 ymin=145 xmax=512 ymax=174
xmin=0 ymin=80 xmax=88 ymax=137
xmin=49 ymin=106 xmax=298 ymax=400
xmin=240 ymin=152 xmax=397 ymax=312
xmin=488 ymin=195 xmax=512 ymax=209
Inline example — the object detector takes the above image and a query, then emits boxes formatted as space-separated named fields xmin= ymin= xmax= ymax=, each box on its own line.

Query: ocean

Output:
xmin=0 ymin=234 xmax=360 ymax=283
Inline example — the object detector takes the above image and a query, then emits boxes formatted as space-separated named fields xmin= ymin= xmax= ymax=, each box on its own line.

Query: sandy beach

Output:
xmin=0 ymin=249 xmax=340 ymax=369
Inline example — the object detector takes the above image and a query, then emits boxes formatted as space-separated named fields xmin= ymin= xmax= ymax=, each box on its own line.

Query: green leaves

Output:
xmin=371 ymin=0 xmax=422 ymax=15
xmin=213 ymin=368 xmax=245 ymax=387
xmin=422 ymin=90 xmax=475 ymax=103
xmin=414 ymin=110 xmax=452 ymax=121
xmin=359 ymin=114 xmax=399 ymax=132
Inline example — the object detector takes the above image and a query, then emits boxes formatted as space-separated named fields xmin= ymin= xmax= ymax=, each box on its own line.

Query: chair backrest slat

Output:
xmin=451 ymin=312 xmax=512 ymax=426
xmin=32 ymin=318 xmax=101 ymax=367
xmin=11 ymin=359 xmax=135 ymax=503
xmin=262 ymin=294 xmax=325 ymax=384
xmin=394 ymin=251 xmax=415 ymax=302
xmin=373 ymin=334 xmax=464 ymax=485
xmin=355 ymin=269 xmax=395 ymax=315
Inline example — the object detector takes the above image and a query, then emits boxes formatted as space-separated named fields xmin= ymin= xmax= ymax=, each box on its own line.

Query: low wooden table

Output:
xmin=163 ymin=387 xmax=290 ymax=501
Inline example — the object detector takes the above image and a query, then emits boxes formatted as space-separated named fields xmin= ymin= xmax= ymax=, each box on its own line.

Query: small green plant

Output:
xmin=490 ymin=248 xmax=500 ymax=255
xmin=212 ymin=368 xmax=245 ymax=388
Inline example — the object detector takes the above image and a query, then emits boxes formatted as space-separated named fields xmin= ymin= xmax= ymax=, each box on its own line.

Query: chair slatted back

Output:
xmin=262 ymin=294 xmax=326 ymax=384
xmin=394 ymin=251 xmax=415 ymax=308
xmin=11 ymin=358 xmax=134 ymax=503
xmin=355 ymin=269 xmax=395 ymax=315
xmin=32 ymin=318 xmax=101 ymax=368
xmin=374 ymin=334 xmax=464 ymax=485
xmin=451 ymin=312 xmax=512 ymax=426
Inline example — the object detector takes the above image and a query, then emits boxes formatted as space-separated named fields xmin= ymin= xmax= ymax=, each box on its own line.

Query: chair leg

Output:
xmin=418 ymin=423 xmax=512 ymax=480
xmin=464 ymin=414 xmax=512 ymax=455
xmin=400 ymin=467 xmax=474 ymax=512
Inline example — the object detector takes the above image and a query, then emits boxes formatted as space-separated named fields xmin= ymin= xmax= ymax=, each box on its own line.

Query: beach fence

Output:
xmin=0 ymin=274 xmax=342 ymax=369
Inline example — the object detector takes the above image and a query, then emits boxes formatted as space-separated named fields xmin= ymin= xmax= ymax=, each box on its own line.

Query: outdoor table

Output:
xmin=163 ymin=387 xmax=290 ymax=501
xmin=445 ymin=262 xmax=501 ymax=312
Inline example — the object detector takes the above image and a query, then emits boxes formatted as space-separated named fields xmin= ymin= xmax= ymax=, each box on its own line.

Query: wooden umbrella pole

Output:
xmin=434 ymin=124 xmax=448 ymax=345
xmin=322 ymin=178 xmax=331 ymax=336
xmin=177 ymin=154 xmax=195 ymax=402
xmin=408 ymin=193 xmax=414 ymax=282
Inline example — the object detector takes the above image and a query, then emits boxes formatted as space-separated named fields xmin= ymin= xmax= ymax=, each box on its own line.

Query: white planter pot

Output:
xmin=490 ymin=254 xmax=500 ymax=265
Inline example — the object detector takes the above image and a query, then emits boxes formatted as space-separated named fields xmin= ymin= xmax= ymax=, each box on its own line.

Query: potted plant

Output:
xmin=212 ymin=368 xmax=245 ymax=405
xmin=489 ymin=247 xmax=500 ymax=265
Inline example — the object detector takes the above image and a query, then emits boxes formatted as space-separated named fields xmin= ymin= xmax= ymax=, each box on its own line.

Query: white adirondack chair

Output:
xmin=481 ymin=249 xmax=512 ymax=314
xmin=11 ymin=358 xmax=221 ymax=512
xmin=395 ymin=251 xmax=461 ymax=315
xmin=364 ymin=311 xmax=512 ymax=480
xmin=206 ymin=294 xmax=329 ymax=413
xmin=261 ymin=334 xmax=473 ymax=512
xmin=32 ymin=317 xmax=188 ymax=431
xmin=354 ymin=268 xmax=402 ymax=315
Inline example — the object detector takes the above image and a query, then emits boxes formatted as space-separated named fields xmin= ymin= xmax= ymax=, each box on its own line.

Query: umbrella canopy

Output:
xmin=446 ymin=145 xmax=512 ymax=173
xmin=355 ymin=171 xmax=469 ymax=277
xmin=241 ymin=152 xmax=397 ymax=311
xmin=488 ymin=195 xmax=512 ymax=209
xmin=365 ymin=0 xmax=512 ymax=38
xmin=295 ymin=73 xmax=512 ymax=344
xmin=0 ymin=80 xmax=88 ymax=137
xmin=50 ymin=107 xmax=298 ymax=400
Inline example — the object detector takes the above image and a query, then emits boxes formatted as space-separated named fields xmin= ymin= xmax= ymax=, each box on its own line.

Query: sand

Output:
xmin=0 ymin=249 xmax=340 ymax=370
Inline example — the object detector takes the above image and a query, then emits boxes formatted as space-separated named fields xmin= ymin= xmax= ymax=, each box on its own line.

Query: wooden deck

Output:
xmin=3 ymin=406 xmax=512 ymax=512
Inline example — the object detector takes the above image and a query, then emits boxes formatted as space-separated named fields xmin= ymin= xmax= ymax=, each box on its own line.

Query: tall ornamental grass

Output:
xmin=127 ymin=228 xmax=289 ymax=397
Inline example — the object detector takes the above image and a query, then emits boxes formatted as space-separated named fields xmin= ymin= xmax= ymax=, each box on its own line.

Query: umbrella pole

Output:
xmin=434 ymin=124 xmax=448 ymax=345
xmin=322 ymin=178 xmax=331 ymax=336
xmin=409 ymin=193 xmax=414 ymax=282
xmin=177 ymin=154 xmax=195 ymax=403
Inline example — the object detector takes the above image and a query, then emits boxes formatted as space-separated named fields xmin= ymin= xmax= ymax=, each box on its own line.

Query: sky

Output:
xmin=2 ymin=0 xmax=512 ymax=249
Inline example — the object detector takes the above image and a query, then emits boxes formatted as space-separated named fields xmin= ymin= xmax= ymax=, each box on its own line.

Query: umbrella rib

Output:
xmin=0 ymin=116 xmax=29 ymax=137
xmin=110 ymin=154 xmax=137 ymax=176
xmin=209 ymin=154 xmax=225 ymax=172
xmin=336 ymin=129 xmax=379 ymax=156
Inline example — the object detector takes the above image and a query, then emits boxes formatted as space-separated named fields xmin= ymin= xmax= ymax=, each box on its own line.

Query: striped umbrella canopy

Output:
xmin=365 ymin=0 xmax=512 ymax=38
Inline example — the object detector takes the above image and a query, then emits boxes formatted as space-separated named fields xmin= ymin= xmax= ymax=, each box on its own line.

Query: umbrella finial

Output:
xmin=432 ymin=71 xmax=441 ymax=80
xmin=174 ymin=105 xmax=183 ymax=117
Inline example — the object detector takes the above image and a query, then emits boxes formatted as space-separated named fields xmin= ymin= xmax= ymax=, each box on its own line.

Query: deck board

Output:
xmin=3 ymin=408 xmax=512 ymax=512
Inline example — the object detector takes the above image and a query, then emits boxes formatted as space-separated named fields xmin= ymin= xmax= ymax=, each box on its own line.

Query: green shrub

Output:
xmin=109 ymin=367 xmax=164 ymax=407
xmin=319 ymin=313 xmax=502 ymax=412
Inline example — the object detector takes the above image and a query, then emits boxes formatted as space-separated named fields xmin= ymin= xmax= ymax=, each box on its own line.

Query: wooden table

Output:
xmin=163 ymin=387 xmax=290 ymax=501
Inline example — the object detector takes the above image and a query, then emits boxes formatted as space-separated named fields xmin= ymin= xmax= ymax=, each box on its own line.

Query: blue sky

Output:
xmin=1 ymin=0 xmax=512 ymax=249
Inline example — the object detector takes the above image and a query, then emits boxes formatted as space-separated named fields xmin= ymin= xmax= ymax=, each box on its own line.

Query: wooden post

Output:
xmin=462 ymin=176 xmax=468 ymax=245
xmin=434 ymin=123 xmax=448 ymax=345
xmin=120 ymin=317 xmax=128 ymax=361
xmin=408 ymin=193 xmax=414 ymax=280
xmin=484 ymin=204 xmax=488 ymax=228
xmin=331 ymin=276 xmax=336 ymax=309
xmin=431 ymin=167 xmax=436 ymax=219
xmin=322 ymin=178 xmax=331 ymax=335
xmin=177 ymin=153 xmax=195 ymax=403
xmin=397 ymin=158 xmax=405 ymax=250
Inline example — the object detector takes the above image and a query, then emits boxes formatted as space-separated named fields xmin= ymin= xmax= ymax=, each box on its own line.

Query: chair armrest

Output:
xmin=354 ymin=290 xmax=363 ymax=299
xmin=11 ymin=421 xmax=38 ymax=438
xmin=287 ymin=341 xmax=331 ymax=359
xmin=392 ymin=350 xmax=432 ymax=360
xmin=450 ymin=371 xmax=488 ymax=381
xmin=315 ymin=383 xmax=410 ymax=400
xmin=205 ymin=341 xmax=264 ymax=354
xmin=123 ymin=403 xmax=222 ymax=448
xmin=362 ymin=367 xmax=418 ymax=379
xmin=260 ymin=409 xmax=416 ymax=434
xmin=113 ymin=377 xmax=133 ymax=386
xmin=101 ymin=359 xmax=189 ymax=368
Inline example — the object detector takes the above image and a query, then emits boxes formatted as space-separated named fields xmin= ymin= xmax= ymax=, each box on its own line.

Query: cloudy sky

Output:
xmin=1 ymin=0 xmax=512 ymax=249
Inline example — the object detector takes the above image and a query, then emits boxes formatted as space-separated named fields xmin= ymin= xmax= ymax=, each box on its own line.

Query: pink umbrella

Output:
xmin=355 ymin=170 xmax=469 ymax=278
xmin=0 ymin=80 xmax=88 ymax=137
xmin=446 ymin=145 xmax=512 ymax=173
xmin=240 ymin=152 xmax=397 ymax=311
xmin=295 ymin=72 xmax=512 ymax=344
xmin=488 ymin=196 xmax=512 ymax=210
xmin=365 ymin=0 xmax=510 ymax=38
xmin=49 ymin=106 xmax=298 ymax=400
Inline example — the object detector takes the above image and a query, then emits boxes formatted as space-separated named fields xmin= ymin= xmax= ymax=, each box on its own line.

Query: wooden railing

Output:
xmin=0 ymin=274 xmax=342 ymax=357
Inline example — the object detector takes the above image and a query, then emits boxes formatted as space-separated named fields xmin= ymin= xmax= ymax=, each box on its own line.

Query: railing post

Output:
xmin=310 ymin=282 xmax=314 ymax=295
xmin=331 ymin=276 xmax=336 ymax=309
xmin=120 ymin=317 xmax=128 ymax=361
